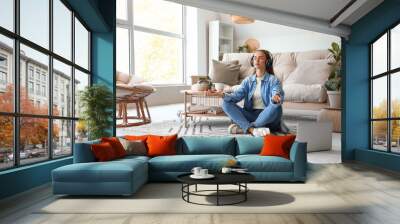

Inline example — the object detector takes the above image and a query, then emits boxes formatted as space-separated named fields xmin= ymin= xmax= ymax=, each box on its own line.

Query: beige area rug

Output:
xmin=116 ymin=117 xmax=297 ymax=137
xmin=117 ymin=117 xmax=238 ymax=137
xmin=38 ymin=183 xmax=361 ymax=214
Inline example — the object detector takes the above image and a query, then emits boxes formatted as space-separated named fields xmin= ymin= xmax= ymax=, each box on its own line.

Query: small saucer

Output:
xmin=190 ymin=174 xmax=215 ymax=179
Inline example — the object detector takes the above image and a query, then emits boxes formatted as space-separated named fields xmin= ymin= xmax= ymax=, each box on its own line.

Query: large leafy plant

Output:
xmin=325 ymin=42 xmax=342 ymax=91
xmin=79 ymin=84 xmax=113 ymax=140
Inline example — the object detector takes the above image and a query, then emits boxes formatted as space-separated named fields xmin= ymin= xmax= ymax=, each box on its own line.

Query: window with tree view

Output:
xmin=0 ymin=0 xmax=91 ymax=170
xmin=116 ymin=0 xmax=184 ymax=84
xmin=371 ymin=22 xmax=400 ymax=153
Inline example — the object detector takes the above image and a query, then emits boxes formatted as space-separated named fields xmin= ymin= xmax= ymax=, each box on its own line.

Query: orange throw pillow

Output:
xmin=101 ymin=137 xmax=127 ymax=158
xmin=146 ymin=134 xmax=178 ymax=157
xmin=124 ymin=135 xmax=149 ymax=141
xmin=260 ymin=134 xmax=296 ymax=159
xmin=91 ymin=142 xmax=117 ymax=161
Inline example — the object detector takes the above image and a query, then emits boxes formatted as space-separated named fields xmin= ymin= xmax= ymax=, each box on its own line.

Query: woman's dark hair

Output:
xmin=250 ymin=49 xmax=274 ymax=74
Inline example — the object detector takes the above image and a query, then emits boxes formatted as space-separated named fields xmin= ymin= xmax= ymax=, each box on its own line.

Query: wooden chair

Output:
xmin=116 ymin=83 xmax=155 ymax=127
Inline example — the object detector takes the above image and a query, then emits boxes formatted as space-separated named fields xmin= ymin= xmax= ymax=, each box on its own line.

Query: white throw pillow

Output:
xmin=285 ymin=60 xmax=331 ymax=85
xmin=283 ymin=83 xmax=327 ymax=103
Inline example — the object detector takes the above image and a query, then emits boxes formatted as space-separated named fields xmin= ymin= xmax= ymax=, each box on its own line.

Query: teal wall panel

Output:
xmin=0 ymin=158 xmax=72 ymax=199
xmin=0 ymin=0 xmax=116 ymax=200
xmin=91 ymin=31 xmax=116 ymax=136
xmin=344 ymin=0 xmax=400 ymax=171
xmin=355 ymin=149 xmax=400 ymax=172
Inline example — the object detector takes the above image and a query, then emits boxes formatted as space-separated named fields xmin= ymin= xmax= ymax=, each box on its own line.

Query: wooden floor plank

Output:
xmin=1 ymin=162 xmax=400 ymax=224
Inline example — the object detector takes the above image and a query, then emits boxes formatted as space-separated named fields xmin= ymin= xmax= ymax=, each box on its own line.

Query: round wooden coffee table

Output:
xmin=177 ymin=173 xmax=255 ymax=206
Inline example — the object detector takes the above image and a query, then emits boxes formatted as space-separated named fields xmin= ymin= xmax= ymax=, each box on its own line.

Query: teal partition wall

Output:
xmin=91 ymin=0 xmax=116 ymax=136
xmin=92 ymin=31 xmax=116 ymax=136
xmin=343 ymin=0 xmax=400 ymax=171
xmin=0 ymin=0 xmax=116 ymax=200
xmin=0 ymin=158 xmax=72 ymax=199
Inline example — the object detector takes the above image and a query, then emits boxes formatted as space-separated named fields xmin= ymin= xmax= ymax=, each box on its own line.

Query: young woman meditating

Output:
xmin=222 ymin=49 xmax=285 ymax=136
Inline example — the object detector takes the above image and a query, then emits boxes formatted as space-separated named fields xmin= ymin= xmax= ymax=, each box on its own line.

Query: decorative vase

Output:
xmin=327 ymin=91 xmax=341 ymax=108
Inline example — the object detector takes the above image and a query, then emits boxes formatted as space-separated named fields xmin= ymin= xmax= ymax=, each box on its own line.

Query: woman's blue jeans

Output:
xmin=222 ymin=101 xmax=282 ymax=133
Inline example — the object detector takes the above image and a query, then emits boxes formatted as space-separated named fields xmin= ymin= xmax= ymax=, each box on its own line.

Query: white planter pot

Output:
xmin=327 ymin=91 xmax=341 ymax=108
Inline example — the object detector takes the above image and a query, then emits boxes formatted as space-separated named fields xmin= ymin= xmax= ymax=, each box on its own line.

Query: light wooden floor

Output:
xmin=1 ymin=162 xmax=400 ymax=224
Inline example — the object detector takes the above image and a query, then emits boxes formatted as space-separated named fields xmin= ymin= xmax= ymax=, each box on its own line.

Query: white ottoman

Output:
xmin=286 ymin=121 xmax=332 ymax=152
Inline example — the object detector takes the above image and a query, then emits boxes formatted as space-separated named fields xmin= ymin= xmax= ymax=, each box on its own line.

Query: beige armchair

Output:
xmin=116 ymin=72 xmax=156 ymax=127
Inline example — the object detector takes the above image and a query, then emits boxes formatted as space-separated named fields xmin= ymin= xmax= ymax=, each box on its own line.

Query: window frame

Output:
xmin=370 ymin=20 xmax=400 ymax=154
xmin=116 ymin=0 xmax=186 ymax=85
xmin=0 ymin=0 xmax=92 ymax=171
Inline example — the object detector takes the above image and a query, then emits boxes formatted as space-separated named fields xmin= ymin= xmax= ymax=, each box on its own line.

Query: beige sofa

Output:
xmin=214 ymin=50 xmax=335 ymax=121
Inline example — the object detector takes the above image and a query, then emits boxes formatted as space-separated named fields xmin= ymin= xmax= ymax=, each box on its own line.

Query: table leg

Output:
xmin=217 ymin=184 xmax=219 ymax=206
xmin=184 ymin=92 xmax=188 ymax=128
xmin=245 ymin=183 xmax=247 ymax=201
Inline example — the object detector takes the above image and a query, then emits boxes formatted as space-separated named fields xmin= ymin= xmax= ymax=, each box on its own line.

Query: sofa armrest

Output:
xmin=289 ymin=141 xmax=307 ymax=181
xmin=73 ymin=140 xmax=100 ymax=163
xmin=191 ymin=75 xmax=209 ymax=85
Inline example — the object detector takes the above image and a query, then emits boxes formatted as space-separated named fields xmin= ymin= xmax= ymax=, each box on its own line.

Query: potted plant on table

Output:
xmin=79 ymin=84 xmax=113 ymax=140
xmin=325 ymin=42 xmax=342 ymax=109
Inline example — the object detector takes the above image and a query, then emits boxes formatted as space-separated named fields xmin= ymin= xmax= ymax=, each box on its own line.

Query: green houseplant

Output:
xmin=325 ymin=42 xmax=342 ymax=108
xmin=79 ymin=84 xmax=113 ymax=140
xmin=237 ymin=44 xmax=249 ymax=53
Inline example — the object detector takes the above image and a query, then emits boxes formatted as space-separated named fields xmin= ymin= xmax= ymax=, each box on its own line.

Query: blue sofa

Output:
xmin=52 ymin=136 xmax=307 ymax=196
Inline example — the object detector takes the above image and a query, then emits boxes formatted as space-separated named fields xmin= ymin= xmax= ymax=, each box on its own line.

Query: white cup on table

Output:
xmin=191 ymin=167 xmax=202 ymax=176
xmin=214 ymin=83 xmax=225 ymax=92
xmin=199 ymin=169 xmax=209 ymax=176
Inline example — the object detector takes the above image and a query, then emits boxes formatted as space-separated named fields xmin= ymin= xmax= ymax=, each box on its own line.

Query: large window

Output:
xmin=116 ymin=0 xmax=185 ymax=84
xmin=0 ymin=0 xmax=91 ymax=170
xmin=370 ymin=23 xmax=400 ymax=153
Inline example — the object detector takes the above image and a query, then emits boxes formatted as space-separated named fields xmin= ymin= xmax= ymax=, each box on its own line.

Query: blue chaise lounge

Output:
xmin=52 ymin=136 xmax=307 ymax=196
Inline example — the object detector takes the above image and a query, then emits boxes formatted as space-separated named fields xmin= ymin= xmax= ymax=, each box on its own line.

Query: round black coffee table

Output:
xmin=177 ymin=173 xmax=255 ymax=206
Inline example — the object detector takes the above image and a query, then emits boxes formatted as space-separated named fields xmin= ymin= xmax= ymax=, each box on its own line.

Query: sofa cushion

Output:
xmin=222 ymin=53 xmax=253 ymax=68
xmin=101 ymin=137 xmax=127 ymax=158
xmin=209 ymin=60 xmax=241 ymax=86
xmin=285 ymin=60 xmax=331 ymax=85
xmin=74 ymin=140 xmax=100 ymax=163
xmin=177 ymin=136 xmax=236 ymax=155
xmin=52 ymin=159 xmax=147 ymax=183
xmin=90 ymin=142 xmax=118 ymax=162
xmin=116 ymin=71 xmax=130 ymax=84
xmin=116 ymin=155 xmax=150 ymax=163
xmin=147 ymin=134 xmax=177 ymax=157
xmin=294 ymin=50 xmax=332 ymax=62
xmin=239 ymin=66 xmax=255 ymax=82
xmin=118 ymin=138 xmax=147 ymax=156
xmin=148 ymin=154 xmax=235 ymax=172
xmin=236 ymin=155 xmax=293 ymax=172
xmin=272 ymin=52 xmax=296 ymax=82
xmin=235 ymin=136 xmax=263 ymax=155
xmin=283 ymin=83 xmax=327 ymax=103
xmin=124 ymin=135 xmax=150 ymax=141
xmin=260 ymin=134 xmax=297 ymax=159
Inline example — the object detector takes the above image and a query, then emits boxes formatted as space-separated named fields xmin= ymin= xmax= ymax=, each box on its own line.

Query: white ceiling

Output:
xmin=224 ymin=0 xmax=384 ymax=26
xmin=225 ymin=0 xmax=352 ymax=24
xmin=168 ymin=0 xmax=384 ymax=38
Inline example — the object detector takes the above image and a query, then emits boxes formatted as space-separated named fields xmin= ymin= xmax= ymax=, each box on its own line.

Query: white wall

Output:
xmin=147 ymin=7 xmax=218 ymax=106
xmin=219 ymin=14 xmax=341 ymax=53
xmin=186 ymin=7 xmax=219 ymax=77
xmin=147 ymin=9 xmax=340 ymax=106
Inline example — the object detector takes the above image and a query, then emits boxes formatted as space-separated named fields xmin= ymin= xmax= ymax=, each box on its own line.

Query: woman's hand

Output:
xmin=272 ymin=94 xmax=281 ymax=104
